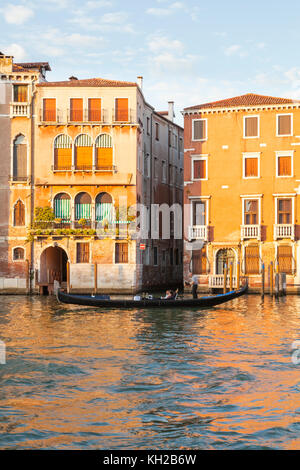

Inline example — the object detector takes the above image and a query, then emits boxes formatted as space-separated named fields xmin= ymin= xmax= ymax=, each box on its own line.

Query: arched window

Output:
xmin=14 ymin=200 xmax=25 ymax=226
xmin=54 ymin=193 xmax=71 ymax=223
xmin=95 ymin=192 xmax=114 ymax=222
xmin=13 ymin=135 xmax=27 ymax=181
xmin=95 ymin=134 xmax=113 ymax=170
xmin=75 ymin=192 xmax=91 ymax=220
xmin=74 ymin=134 xmax=93 ymax=170
xmin=13 ymin=247 xmax=24 ymax=260
xmin=54 ymin=135 xmax=72 ymax=170
xmin=216 ymin=249 xmax=236 ymax=275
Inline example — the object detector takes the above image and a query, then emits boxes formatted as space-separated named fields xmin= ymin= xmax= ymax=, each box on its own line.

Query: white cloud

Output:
xmin=0 ymin=43 xmax=26 ymax=60
xmin=224 ymin=44 xmax=248 ymax=57
xmin=3 ymin=4 xmax=34 ymax=25
xmin=146 ymin=2 xmax=184 ymax=16
xmin=147 ymin=35 xmax=185 ymax=54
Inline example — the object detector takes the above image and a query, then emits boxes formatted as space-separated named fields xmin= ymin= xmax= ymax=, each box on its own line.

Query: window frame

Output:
xmin=242 ymin=152 xmax=260 ymax=179
xmin=192 ymin=118 xmax=207 ymax=142
xmin=276 ymin=113 xmax=293 ymax=137
xmin=276 ymin=151 xmax=294 ymax=178
xmin=115 ymin=242 xmax=129 ymax=264
xmin=242 ymin=197 xmax=261 ymax=226
xmin=76 ymin=242 xmax=90 ymax=263
xmin=191 ymin=156 xmax=208 ymax=181
xmin=243 ymin=115 xmax=260 ymax=139
xmin=275 ymin=196 xmax=295 ymax=225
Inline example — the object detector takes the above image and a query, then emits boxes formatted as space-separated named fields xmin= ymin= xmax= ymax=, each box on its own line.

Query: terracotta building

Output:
xmin=0 ymin=53 xmax=183 ymax=293
xmin=183 ymin=93 xmax=300 ymax=292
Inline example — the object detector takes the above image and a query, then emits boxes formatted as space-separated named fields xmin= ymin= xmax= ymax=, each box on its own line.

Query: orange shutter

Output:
xmin=245 ymin=117 xmax=258 ymax=137
xmin=278 ymin=115 xmax=291 ymax=135
xmin=43 ymin=98 xmax=56 ymax=121
xmin=88 ymin=98 xmax=101 ymax=121
xmin=245 ymin=158 xmax=258 ymax=177
xmin=193 ymin=160 xmax=206 ymax=179
xmin=54 ymin=148 xmax=72 ymax=170
xmin=96 ymin=148 xmax=113 ymax=168
xmin=278 ymin=156 xmax=291 ymax=176
xmin=115 ymin=98 xmax=128 ymax=121
xmin=76 ymin=147 xmax=92 ymax=170
xmin=70 ymin=98 xmax=83 ymax=121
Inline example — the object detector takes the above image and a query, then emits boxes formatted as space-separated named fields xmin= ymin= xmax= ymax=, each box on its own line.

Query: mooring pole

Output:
xmin=223 ymin=263 xmax=227 ymax=294
xmin=270 ymin=262 xmax=273 ymax=297
xmin=67 ymin=261 xmax=70 ymax=294
xmin=94 ymin=263 xmax=98 ymax=295
xmin=237 ymin=261 xmax=240 ymax=289
xmin=275 ymin=262 xmax=279 ymax=298
xmin=229 ymin=262 xmax=233 ymax=291
xmin=261 ymin=263 xmax=265 ymax=298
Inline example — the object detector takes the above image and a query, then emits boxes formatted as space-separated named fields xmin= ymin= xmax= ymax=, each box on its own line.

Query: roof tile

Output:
xmin=37 ymin=77 xmax=137 ymax=87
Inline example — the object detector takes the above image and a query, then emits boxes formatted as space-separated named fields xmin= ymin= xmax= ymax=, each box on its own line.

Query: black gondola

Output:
xmin=56 ymin=282 xmax=248 ymax=309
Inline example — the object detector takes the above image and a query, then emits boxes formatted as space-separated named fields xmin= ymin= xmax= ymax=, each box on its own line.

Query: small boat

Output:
xmin=56 ymin=282 xmax=248 ymax=309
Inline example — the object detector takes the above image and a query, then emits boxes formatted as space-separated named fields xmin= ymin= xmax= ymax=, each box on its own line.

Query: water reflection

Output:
xmin=0 ymin=294 xmax=300 ymax=449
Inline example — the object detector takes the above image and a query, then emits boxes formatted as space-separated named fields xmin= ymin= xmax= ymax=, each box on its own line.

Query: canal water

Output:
xmin=0 ymin=294 xmax=300 ymax=450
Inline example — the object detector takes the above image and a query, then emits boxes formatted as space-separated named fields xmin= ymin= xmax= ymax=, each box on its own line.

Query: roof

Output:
xmin=37 ymin=77 xmax=137 ymax=87
xmin=157 ymin=111 xmax=169 ymax=116
xmin=12 ymin=64 xmax=36 ymax=72
xmin=15 ymin=62 xmax=51 ymax=72
xmin=183 ymin=93 xmax=300 ymax=111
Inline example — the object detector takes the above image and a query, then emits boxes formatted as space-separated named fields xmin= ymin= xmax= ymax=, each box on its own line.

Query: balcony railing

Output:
xmin=112 ymin=108 xmax=136 ymax=124
xmin=10 ymin=103 xmax=30 ymax=117
xmin=188 ymin=225 xmax=208 ymax=241
xmin=9 ymin=175 xmax=29 ymax=183
xmin=274 ymin=224 xmax=295 ymax=240
xmin=94 ymin=164 xmax=116 ymax=172
xmin=67 ymin=108 xmax=106 ymax=123
xmin=209 ymin=275 xmax=237 ymax=289
xmin=39 ymin=109 xmax=65 ymax=124
xmin=241 ymin=224 xmax=261 ymax=240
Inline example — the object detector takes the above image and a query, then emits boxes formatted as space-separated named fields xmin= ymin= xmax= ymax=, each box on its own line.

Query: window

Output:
xmin=88 ymin=98 xmax=101 ymax=121
xmin=115 ymin=98 xmax=128 ymax=121
xmin=54 ymin=193 xmax=71 ymax=223
xmin=70 ymin=98 xmax=83 ymax=121
xmin=244 ymin=200 xmax=258 ymax=225
xmin=13 ymin=135 xmax=27 ymax=181
xmin=54 ymin=134 xmax=72 ymax=170
xmin=95 ymin=192 xmax=113 ymax=223
xmin=277 ymin=245 xmax=293 ymax=274
xmin=162 ymin=160 xmax=167 ymax=182
xmin=216 ymin=249 xmax=235 ymax=275
xmin=14 ymin=200 xmax=25 ymax=226
xmin=243 ymin=153 xmax=260 ymax=178
xmin=43 ymin=98 xmax=56 ymax=121
xmin=76 ymin=243 xmax=90 ymax=263
xmin=13 ymin=85 xmax=27 ymax=102
xmin=153 ymin=247 xmax=158 ymax=266
xmin=179 ymin=137 xmax=183 ymax=152
xmin=244 ymin=116 xmax=259 ymax=138
xmin=277 ymin=114 xmax=292 ymax=136
xmin=95 ymin=134 xmax=113 ymax=169
xmin=192 ymin=157 xmax=207 ymax=180
xmin=75 ymin=192 xmax=92 ymax=221
xmin=115 ymin=243 xmax=128 ymax=263
xmin=168 ymin=130 xmax=171 ymax=147
xmin=277 ymin=198 xmax=292 ymax=224
xmin=155 ymin=123 xmax=159 ymax=141
xmin=144 ymin=153 xmax=149 ymax=177
xmin=175 ymin=248 xmax=179 ymax=265
xmin=244 ymin=245 xmax=260 ymax=274
xmin=276 ymin=152 xmax=293 ymax=177
xmin=192 ymin=248 xmax=207 ymax=274
xmin=192 ymin=119 xmax=207 ymax=141
xmin=74 ymin=134 xmax=93 ymax=170
xmin=192 ymin=200 xmax=206 ymax=226
xmin=146 ymin=117 xmax=150 ymax=135
xmin=13 ymin=247 xmax=25 ymax=261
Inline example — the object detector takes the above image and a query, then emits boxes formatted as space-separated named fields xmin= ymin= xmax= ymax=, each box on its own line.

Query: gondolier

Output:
xmin=189 ymin=273 xmax=198 ymax=299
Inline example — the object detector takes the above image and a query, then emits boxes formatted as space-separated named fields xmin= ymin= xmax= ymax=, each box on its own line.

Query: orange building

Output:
xmin=183 ymin=93 xmax=300 ymax=292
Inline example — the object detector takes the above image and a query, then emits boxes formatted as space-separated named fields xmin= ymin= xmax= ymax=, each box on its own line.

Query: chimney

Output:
xmin=0 ymin=52 xmax=13 ymax=73
xmin=137 ymin=76 xmax=143 ymax=91
xmin=69 ymin=76 xmax=78 ymax=81
xmin=168 ymin=101 xmax=175 ymax=122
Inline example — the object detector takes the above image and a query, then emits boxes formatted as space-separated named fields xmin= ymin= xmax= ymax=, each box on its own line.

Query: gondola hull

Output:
xmin=56 ymin=283 xmax=248 ymax=309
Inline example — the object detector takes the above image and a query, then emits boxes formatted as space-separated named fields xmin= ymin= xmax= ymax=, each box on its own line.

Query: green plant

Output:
xmin=32 ymin=206 xmax=55 ymax=229
xmin=78 ymin=218 xmax=87 ymax=226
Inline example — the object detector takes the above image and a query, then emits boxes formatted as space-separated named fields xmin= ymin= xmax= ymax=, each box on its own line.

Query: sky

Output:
xmin=1 ymin=0 xmax=300 ymax=126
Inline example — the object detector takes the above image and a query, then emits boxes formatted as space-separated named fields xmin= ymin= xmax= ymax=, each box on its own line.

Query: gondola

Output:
xmin=56 ymin=282 xmax=248 ymax=309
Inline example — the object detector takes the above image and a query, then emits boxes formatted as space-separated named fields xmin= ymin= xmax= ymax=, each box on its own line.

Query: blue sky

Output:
xmin=1 ymin=0 xmax=300 ymax=125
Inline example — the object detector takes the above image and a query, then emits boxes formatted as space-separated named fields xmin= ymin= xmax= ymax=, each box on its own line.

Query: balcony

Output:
xmin=10 ymin=103 xmax=30 ymax=118
xmin=241 ymin=224 xmax=261 ymax=240
xmin=9 ymin=175 xmax=29 ymax=183
xmin=39 ymin=109 xmax=65 ymax=124
xmin=188 ymin=225 xmax=208 ymax=241
xmin=274 ymin=224 xmax=295 ymax=240
xmin=209 ymin=275 xmax=237 ymax=289
xmin=67 ymin=108 xmax=107 ymax=124
xmin=112 ymin=108 xmax=136 ymax=124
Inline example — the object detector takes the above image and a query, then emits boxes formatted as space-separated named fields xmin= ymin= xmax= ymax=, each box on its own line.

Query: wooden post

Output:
xmin=261 ymin=263 xmax=265 ymax=298
xmin=275 ymin=262 xmax=279 ymax=298
xmin=229 ymin=262 xmax=233 ymax=291
xmin=66 ymin=261 xmax=70 ymax=294
xmin=270 ymin=262 xmax=273 ymax=296
xmin=237 ymin=261 xmax=240 ymax=289
xmin=223 ymin=264 xmax=227 ymax=294
xmin=26 ymin=259 xmax=30 ymax=295
xmin=94 ymin=263 xmax=98 ymax=295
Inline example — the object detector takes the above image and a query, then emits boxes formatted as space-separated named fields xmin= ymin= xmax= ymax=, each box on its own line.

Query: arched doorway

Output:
xmin=40 ymin=246 xmax=68 ymax=285
xmin=216 ymin=248 xmax=236 ymax=275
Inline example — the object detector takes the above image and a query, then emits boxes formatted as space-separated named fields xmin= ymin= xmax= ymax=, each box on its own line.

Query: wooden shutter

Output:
xmin=245 ymin=117 xmax=258 ymax=137
xmin=76 ymin=243 xmax=89 ymax=263
xmin=278 ymin=199 xmax=292 ymax=224
xmin=13 ymin=143 xmax=27 ymax=179
xmin=244 ymin=246 xmax=260 ymax=274
xmin=244 ymin=200 xmax=258 ymax=225
xmin=88 ymin=98 xmax=101 ymax=121
xmin=278 ymin=115 xmax=291 ymax=135
xmin=43 ymin=98 xmax=56 ymax=121
xmin=193 ymin=160 xmax=206 ymax=179
xmin=95 ymin=134 xmax=113 ymax=168
xmin=245 ymin=157 xmax=258 ymax=177
xmin=54 ymin=148 xmax=72 ymax=170
xmin=278 ymin=156 xmax=291 ymax=176
xmin=115 ymin=243 xmax=128 ymax=263
xmin=278 ymin=245 xmax=293 ymax=274
xmin=14 ymin=85 xmax=28 ymax=102
xmin=193 ymin=120 xmax=206 ymax=140
xmin=70 ymin=98 xmax=83 ymax=121
xmin=193 ymin=201 xmax=206 ymax=225
xmin=192 ymin=248 xmax=207 ymax=274
xmin=75 ymin=135 xmax=92 ymax=170
xmin=13 ymin=247 xmax=24 ymax=260
xmin=115 ymin=98 xmax=128 ymax=121
xmin=14 ymin=200 xmax=25 ymax=226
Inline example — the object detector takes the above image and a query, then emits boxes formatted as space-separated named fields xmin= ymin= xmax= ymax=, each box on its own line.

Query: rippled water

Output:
xmin=0 ymin=294 xmax=300 ymax=449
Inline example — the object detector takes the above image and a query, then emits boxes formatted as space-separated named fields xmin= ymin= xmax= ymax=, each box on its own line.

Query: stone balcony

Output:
xmin=274 ymin=224 xmax=295 ymax=240
xmin=188 ymin=225 xmax=208 ymax=241
xmin=10 ymin=102 xmax=30 ymax=118
xmin=241 ymin=224 xmax=261 ymax=240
